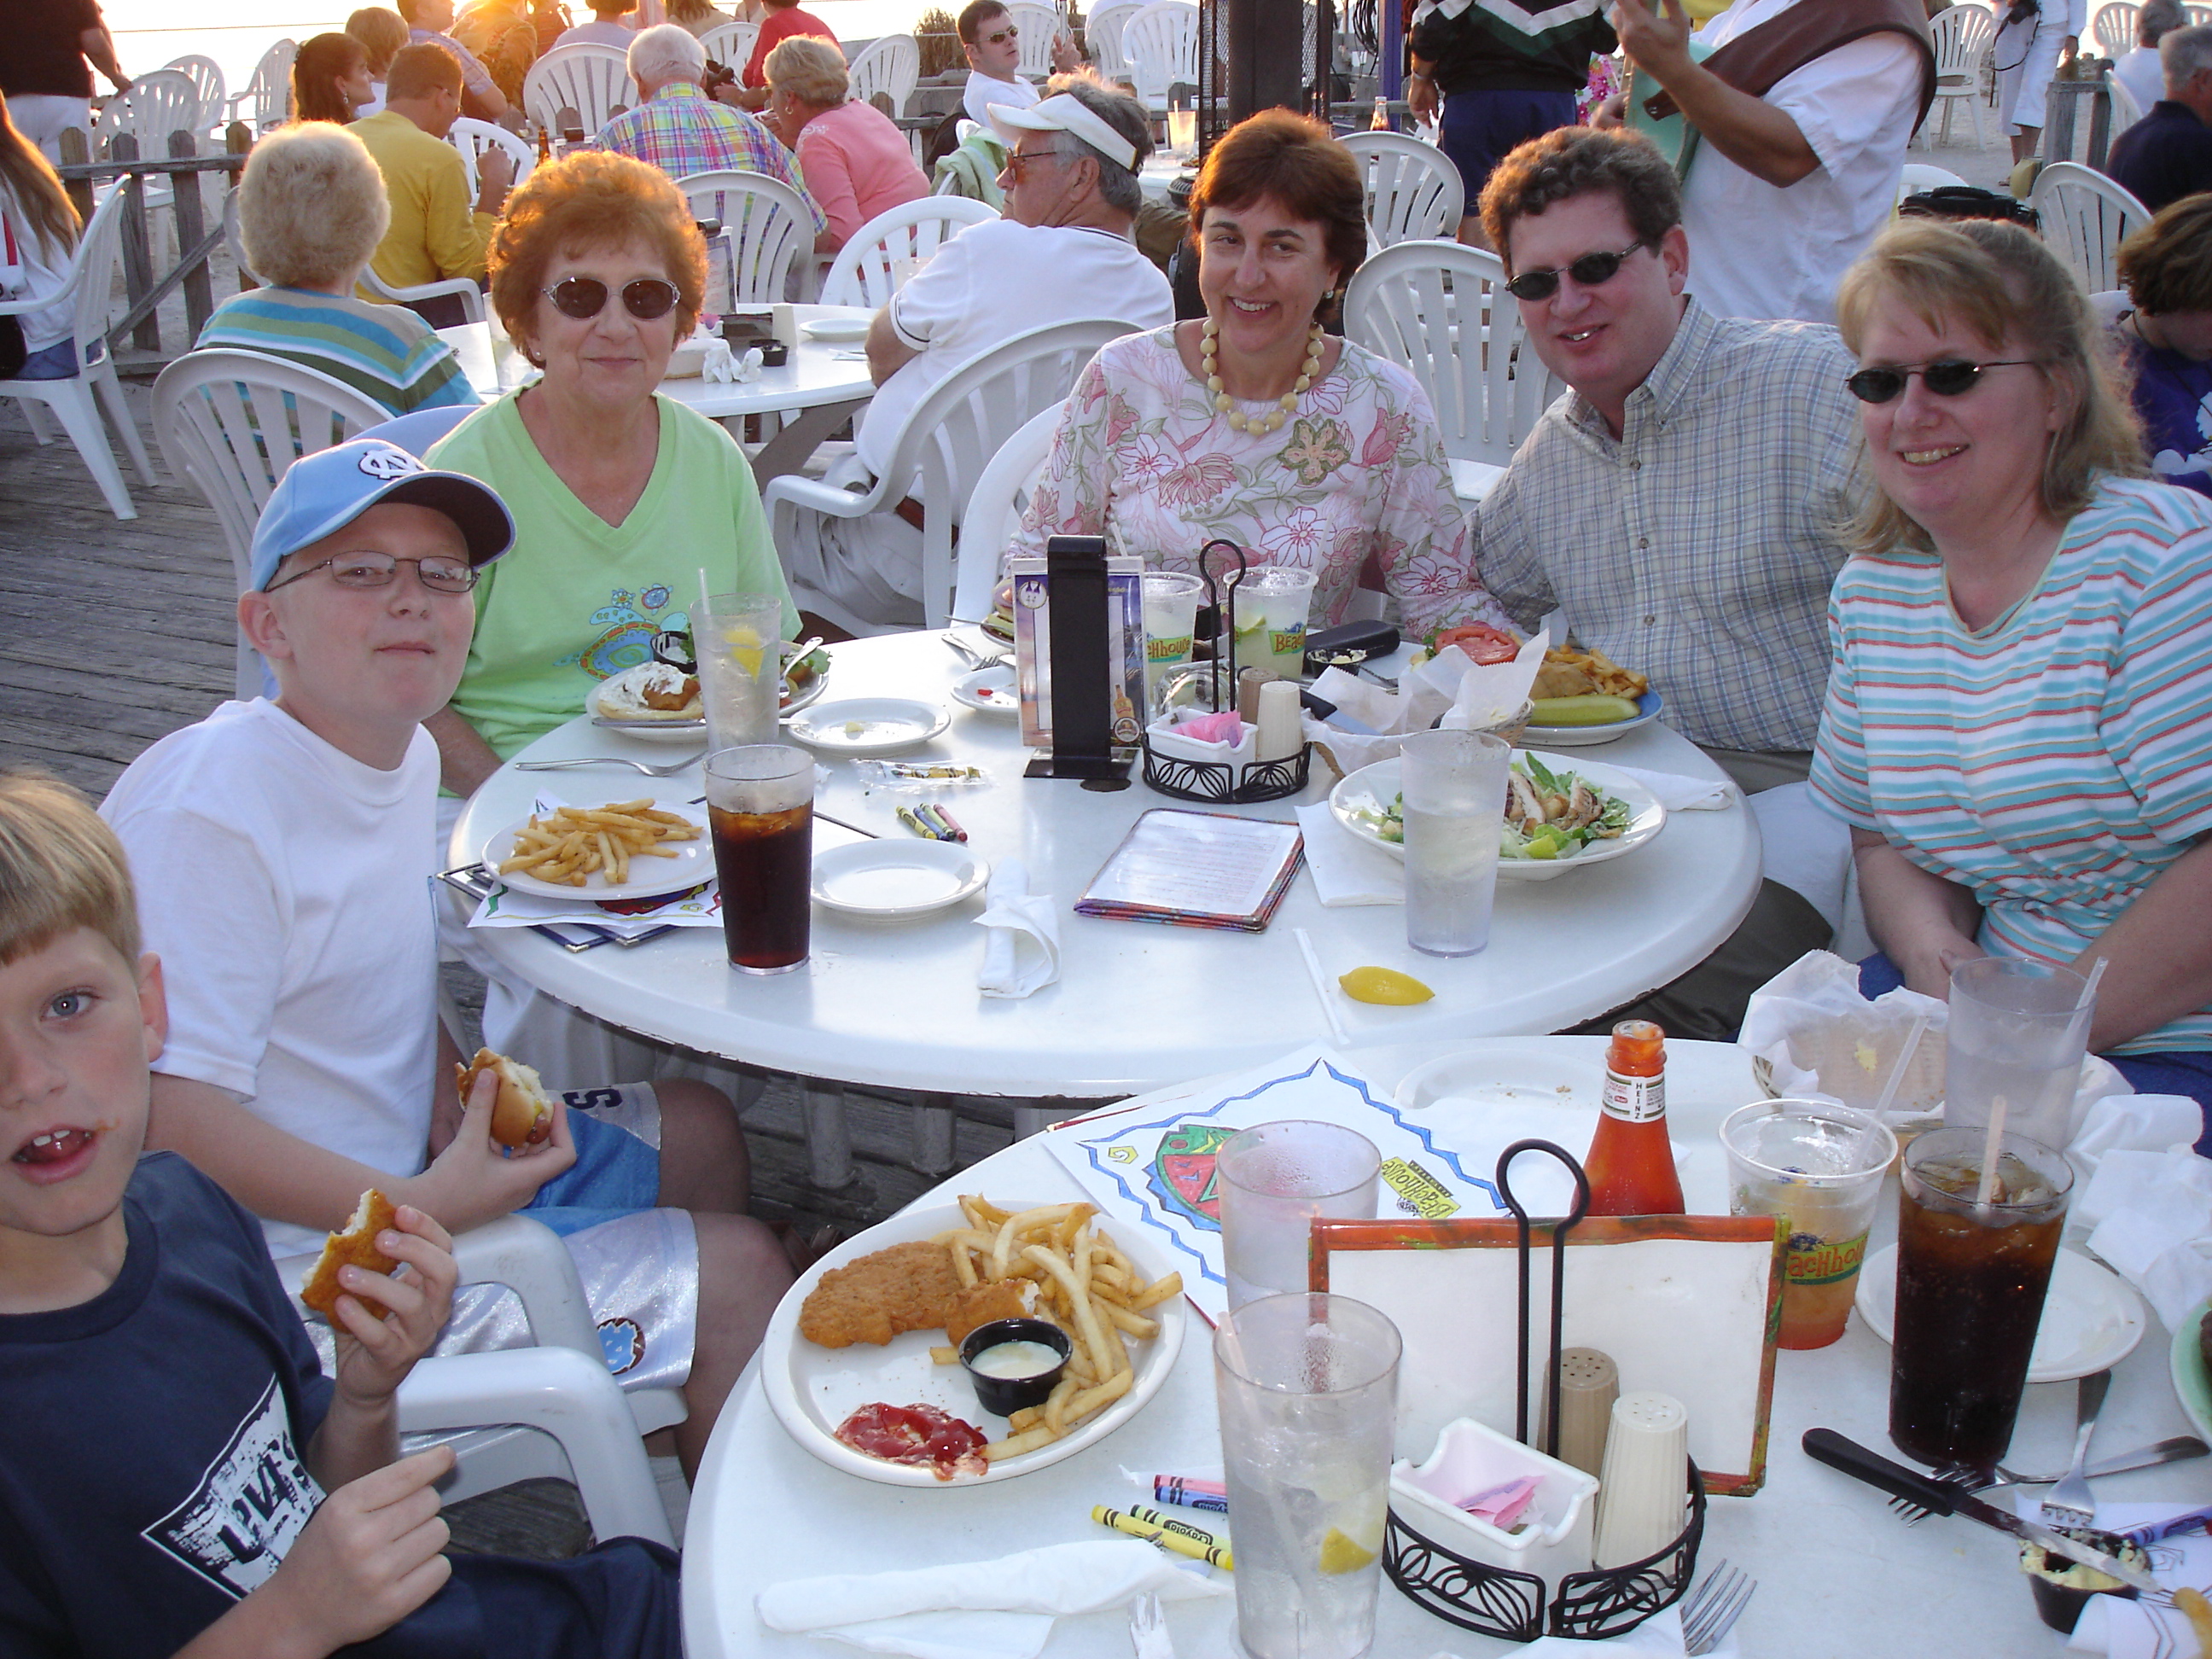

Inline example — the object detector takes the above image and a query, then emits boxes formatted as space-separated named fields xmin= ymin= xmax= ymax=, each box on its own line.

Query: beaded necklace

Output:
xmin=1201 ymin=316 xmax=1325 ymax=436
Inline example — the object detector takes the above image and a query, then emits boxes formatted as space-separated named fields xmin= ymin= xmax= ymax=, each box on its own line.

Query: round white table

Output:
xmin=449 ymin=631 xmax=1762 ymax=1101
xmin=436 ymin=303 xmax=876 ymax=486
xmin=683 ymin=1036 xmax=2207 ymax=1659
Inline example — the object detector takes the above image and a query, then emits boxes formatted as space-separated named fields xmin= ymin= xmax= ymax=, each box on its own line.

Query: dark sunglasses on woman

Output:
xmin=1502 ymin=242 xmax=1648 ymax=302
xmin=1844 ymin=358 xmax=2038 ymax=404
xmin=541 ymin=276 xmax=682 ymax=322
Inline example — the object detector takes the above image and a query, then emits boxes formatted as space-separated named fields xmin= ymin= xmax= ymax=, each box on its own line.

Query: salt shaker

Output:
xmin=1591 ymin=1391 xmax=1688 ymax=1569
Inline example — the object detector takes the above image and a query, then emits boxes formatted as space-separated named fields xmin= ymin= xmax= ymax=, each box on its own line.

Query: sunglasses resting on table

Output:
xmin=264 ymin=553 xmax=480 ymax=594
xmin=1504 ymin=242 xmax=1649 ymax=302
xmin=541 ymin=276 xmax=682 ymax=322
xmin=1844 ymin=358 xmax=2042 ymax=404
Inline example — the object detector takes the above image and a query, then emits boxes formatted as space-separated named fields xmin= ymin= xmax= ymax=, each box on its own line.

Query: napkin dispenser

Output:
xmin=1014 ymin=538 xmax=1141 ymax=783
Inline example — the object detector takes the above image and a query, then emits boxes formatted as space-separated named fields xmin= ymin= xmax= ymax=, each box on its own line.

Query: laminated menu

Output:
xmin=1074 ymin=809 xmax=1302 ymax=932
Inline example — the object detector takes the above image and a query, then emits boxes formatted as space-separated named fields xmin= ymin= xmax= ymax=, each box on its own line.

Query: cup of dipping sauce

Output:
xmin=958 ymin=1318 xmax=1072 ymax=1417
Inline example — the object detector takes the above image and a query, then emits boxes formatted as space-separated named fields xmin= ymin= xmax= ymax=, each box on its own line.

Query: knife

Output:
xmin=1802 ymin=1428 xmax=2160 ymax=1593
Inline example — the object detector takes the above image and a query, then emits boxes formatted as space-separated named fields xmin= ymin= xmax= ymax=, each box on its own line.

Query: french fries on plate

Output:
xmin=497 ymin=800 xmax=699 ymax=888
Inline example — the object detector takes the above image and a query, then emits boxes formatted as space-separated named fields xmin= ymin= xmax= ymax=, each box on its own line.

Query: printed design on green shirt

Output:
xmin=558 ymin=585 xmax=687 ymax=679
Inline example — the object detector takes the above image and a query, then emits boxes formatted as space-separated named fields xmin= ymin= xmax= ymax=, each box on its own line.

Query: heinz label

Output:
xmin=1599 ymin=1069 xmax=1666 ymax=1122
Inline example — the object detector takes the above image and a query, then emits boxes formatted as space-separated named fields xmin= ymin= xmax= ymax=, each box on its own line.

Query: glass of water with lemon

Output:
xmin=1228 ymin=567 xmax=1318 ymax=680
xmin=692 ymin=593 xmax=786 ymax=750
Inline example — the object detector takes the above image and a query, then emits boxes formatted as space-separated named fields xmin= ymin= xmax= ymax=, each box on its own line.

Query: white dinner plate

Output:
xmin=1523 ymin=690 xmax=1666 ymax=748
xmin=482 ymin=800 xmax=713 ymax=900
xmin=759 ymin=1202 xmax=1188 ymax=1486
xmin=1329 ymin=751 xmax=1668 ymax=883
xmin=951 ymin=664 xmax=1019 ymax=715
xmin=1855 ymin=1244 xmax=2146 ymax=1383
xmin=586 ymin=652 xmax=830 ymax=742
xmin=812 ymin=840 xmax=989 ymax=917
xmin=786 ymin=697 xmax=951 ymax=755
xmin=800 ymin=314 xmax=870 ymax=342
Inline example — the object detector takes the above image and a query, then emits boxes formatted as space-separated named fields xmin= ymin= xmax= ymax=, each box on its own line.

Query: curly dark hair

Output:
xmin=1477 ymin=126 xmax=1682 ymax=273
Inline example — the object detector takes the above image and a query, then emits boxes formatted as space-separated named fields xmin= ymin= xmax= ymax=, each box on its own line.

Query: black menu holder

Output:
xmin=1024 ymin=536 xmax=1131 ymax=783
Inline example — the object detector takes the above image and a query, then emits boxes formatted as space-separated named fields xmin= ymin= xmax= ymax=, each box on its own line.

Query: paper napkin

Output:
xmin=2078 ymin=1135 xmax=2212 ymax=1330
xmin=701 ymin=338 xmax=762 ymax=383
xmin=754 ymin=1540 xmax=1229 ymax=1659
xmin=1295 ymin=802 xmax=1402 ymax=905
xmin=1596 ymin=763 xmax=1738 ymax=812
xmin=2058 ymin=1500 xmax=2212 ymax=1659
xmin=975 ymin=858 xmax=1061 ymax=998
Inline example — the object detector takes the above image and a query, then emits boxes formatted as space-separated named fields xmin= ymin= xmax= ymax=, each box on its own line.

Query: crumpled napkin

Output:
xmin=2075 ymin=1132 xmax=2212 ymax=1330
xmin=1294 ymin=802 xmax=1402 ymax=905
xmin=701 ymin=338 xmax=763 ymax=383
xmin=975 ymin=857 xmax=1061 ymax=998
xmin=1437 ymin=629 xmax=1547 ymax=732
xmin=754 ymin=1540 xmax=1230 ymax=1659
xmin=1739 ymin=950 xmax=1950 ymax=1118
xmin=1595 ymin=762 xmax=1738 ymax=812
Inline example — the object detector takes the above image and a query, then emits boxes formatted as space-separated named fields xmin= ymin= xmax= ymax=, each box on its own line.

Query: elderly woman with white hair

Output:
xmin=194 ymin=121 xmax=479 ymax=415
xmin=763 ymin=36 xmax=929 ymax=252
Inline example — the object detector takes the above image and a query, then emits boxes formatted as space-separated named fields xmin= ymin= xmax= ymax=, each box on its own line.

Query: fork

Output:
xmin=1884 ymin=1432 xmax=2208 ymax=1522
xmin=1127 ymin=1590 xmax=1174 ymax=1657
xmin=515 ymin=755 xmax=701 ymax=776
xmin=944 ymin=632 xmax=1009 ymax=670
xmin=2040 ymin=1368 xmax=2114 ymax=1530
xmin=1681 ymin=1559 xmax=1755 ymax=1656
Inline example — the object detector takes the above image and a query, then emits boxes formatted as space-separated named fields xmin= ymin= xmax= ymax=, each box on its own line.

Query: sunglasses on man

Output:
xmin=541 ymin=276 xmax=682 ymax=322
xmin=981 ymin=24 xmax=1017 ymax=43
xmin=1503 ymin=241 xmax=1648 ymax=303
xmin=1843 ymin=358 xmax=2040 ymax=404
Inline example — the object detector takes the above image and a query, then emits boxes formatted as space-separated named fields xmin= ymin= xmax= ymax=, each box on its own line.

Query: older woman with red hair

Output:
xmin=424 ymin=150 xmax=795 ymax=796
xmin=1007 ymin=108 xmax=1511 ymax=639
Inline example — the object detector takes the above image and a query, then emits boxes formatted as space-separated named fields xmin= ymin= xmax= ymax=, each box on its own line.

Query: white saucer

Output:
xmin=800 ymin=314 xmax=870 ymax=342
xmin=951 ymin=665 xmax=1019 ymax=715
xmin=1855 ymin=1244 xmax=2146 ymax=1382
xmin=785 ymin=698 xmax=951 ymax=755
xmin=811 ymin=840 xmax=988 ymax=917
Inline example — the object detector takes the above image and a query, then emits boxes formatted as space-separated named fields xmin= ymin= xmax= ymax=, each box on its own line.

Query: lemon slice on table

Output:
xmin=1338 ymin=966 xmax=1434 ymax=1005
xmin=1318 ymin=1528 xmax=1377 ymax=1575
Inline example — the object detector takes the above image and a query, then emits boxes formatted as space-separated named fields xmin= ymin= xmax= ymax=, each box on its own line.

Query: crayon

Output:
xmin=930 ymin=804 xmax=969 ymax=842
xmin=894 ymin=806 xmax=946 ymax=841
xmin=1152 ymin=1476 xmax=1229 ymax=1513
xmin=1091 ymin=1505 xmax=1232 ymax=1569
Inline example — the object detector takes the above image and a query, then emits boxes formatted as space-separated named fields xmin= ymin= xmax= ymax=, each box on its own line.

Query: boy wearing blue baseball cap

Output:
xmin=102 ymin=441 xmax=791 ymax=1481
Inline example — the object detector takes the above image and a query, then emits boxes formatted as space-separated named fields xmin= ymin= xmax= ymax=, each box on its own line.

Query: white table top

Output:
xmin=436 ymin=303 xmax=876 ymax=421
xmin=450 ymin=631 xmax=1763 ymax=1098
xmin=684 ymin=1037 xmax=2211 ymax=1659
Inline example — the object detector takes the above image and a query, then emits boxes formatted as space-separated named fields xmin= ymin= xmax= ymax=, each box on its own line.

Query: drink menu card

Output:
xmin=1074 ymin=809 xmax=1302 ymax=932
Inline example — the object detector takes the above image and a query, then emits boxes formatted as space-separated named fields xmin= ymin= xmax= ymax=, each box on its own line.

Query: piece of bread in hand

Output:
xmin=453 ymin=1046 xmax=555 ymax=1149
xmin=300 ymin=1189 xmax=399 ymax=1318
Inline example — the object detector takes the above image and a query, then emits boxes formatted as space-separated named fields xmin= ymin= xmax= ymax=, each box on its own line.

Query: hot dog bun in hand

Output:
xmin=301 ymin=1189 xmax=399 ymax=1317
xmin=453 ymin=1047 xmax=555 ymax=1150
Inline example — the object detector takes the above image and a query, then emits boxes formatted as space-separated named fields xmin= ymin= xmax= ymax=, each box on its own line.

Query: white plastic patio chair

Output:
xmin=226 ymin=38 xmax=297 ymax=131
xmin=2094 ymin=1 xmax=2141 ymax=55
xmin=847 ymin=32 xmax=921 ymax=117
xmin=1344 ymin=239 xmax=1563 ymax=505
xmin=159 ymin=54 xmax=229 ymax=137
xmin=0 ymin=184 xmax=159 ymax=521
xmin=675 ymin=169 xmax=814 ymax=306
xmin=1008 ymin=3 xmax=1067 ymax=78
xmin=152 ymin=349 xmax=392 ymax=697
xmin=1084 ymin=1 xmax=1145 ymax=84
xmin=523 ymin=43 xmax=636 ymax=137
xmin=273 ymin=1214 xmax=678 ymax=1546
xmin=951 ymin=402 xmax=1063 ymax=625
xmin=764 ymin=316 xmax=1137 ymax=633
xmin=818 ymin=195 xmax=995 ymax=308
xmin=1918 ymin=3 xmax=1993 ymax=150
xmin=697 ymin=18 xmax=762 ymax=72
xmin=94 ymin=70 xmax=202 ymax=218
xmin=360 ymin=263 xmax=487 ymax=323
xmin=222 ymin=184 xmax=259 ymax=284
xmin=1121 ymin=0 xmax=1200 ymax=109
xmin=1339 ymin=130 xmax=1464 ymax=247
xmin=2031 ymin=160 xmax=2149 ymax=291
xmin=1895 ymin=161 xmax=1969 ymax=201
xmin=448 ymin=115 xmax=537 ymax=197
xmin=2110 ymin=71 xmax=2146 ymax=134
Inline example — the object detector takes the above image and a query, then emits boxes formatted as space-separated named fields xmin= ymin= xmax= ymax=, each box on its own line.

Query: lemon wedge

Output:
xmin=725 ymin=625 xmax=766 ymax=679
xmin=1318 ymin=1528 xmax=1377 ymax=1574
xmin=1338 ymin=966 xmax=1434 ymax=1005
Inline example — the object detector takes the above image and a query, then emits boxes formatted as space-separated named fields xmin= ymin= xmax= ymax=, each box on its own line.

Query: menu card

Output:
xmin=1075 ymin=809 xmax=1302 ymax=932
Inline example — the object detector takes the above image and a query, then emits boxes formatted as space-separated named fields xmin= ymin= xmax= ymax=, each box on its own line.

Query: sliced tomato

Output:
xmin=1429 ymin=623 xmax=1522 ymax=665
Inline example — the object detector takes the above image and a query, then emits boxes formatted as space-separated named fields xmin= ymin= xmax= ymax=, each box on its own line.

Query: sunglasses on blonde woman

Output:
xmin=1844 ymin=358 xmax=2040 ymax=404
xmin=541 ymin=276 xmax=682 ymax=321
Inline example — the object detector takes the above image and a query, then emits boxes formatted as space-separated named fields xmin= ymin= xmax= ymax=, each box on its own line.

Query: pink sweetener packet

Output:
xmin=1172 ymin=709 xmax=1246 ymax=744
xmin=1459 ymin=1475 xmax=1542 ymax=1531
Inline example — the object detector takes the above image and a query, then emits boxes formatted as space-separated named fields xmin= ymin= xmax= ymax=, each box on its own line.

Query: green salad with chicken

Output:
xmin=1353 ymin=754 xmax=1633 ymax=861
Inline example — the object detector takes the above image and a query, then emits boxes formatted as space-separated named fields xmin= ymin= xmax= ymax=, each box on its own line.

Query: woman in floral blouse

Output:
xmin=1005 ymin=109 xmax=1513 ymax=643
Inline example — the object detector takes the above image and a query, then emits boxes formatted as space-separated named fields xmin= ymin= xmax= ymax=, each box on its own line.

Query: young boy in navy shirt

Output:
xmin=0 ymin=772 xmax=679 ymax=1657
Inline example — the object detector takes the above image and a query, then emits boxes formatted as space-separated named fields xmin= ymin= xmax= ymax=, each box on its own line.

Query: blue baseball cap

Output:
xmin=247 ymin=439 xmax=516 ymax=593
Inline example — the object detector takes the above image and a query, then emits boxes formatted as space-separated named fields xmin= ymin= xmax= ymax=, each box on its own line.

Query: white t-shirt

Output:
xmin=1679 ymin=0 xmax=1924 ymax=324
xmin=0 ymin=193 xmax=76 ymax=353
xmin=859 ymin=217 xmax=1173 ymax=477
xmin=102 ymin=701 xmax=442 ymax=1259
xmin=2116 ymin=46 xmax=2164 ymax=121
xmin=963 ymin=69 xmax=1038 ymax=127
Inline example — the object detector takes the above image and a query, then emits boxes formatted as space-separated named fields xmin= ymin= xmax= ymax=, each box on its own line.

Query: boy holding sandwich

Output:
xmin=100 ymin=440 xmax=791 ymax=1477
xmin=0 ymin=771 xmax=680 ymax=1656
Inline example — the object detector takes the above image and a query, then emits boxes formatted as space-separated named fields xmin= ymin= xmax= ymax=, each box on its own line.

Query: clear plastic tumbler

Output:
xmin=1218 ymin=1121 xmax=1380 ymax=1309
xmin=1399 ymin=728 xmax=1511 ymax=958
xmin=692 ymin=592 xmax=785 ymax=751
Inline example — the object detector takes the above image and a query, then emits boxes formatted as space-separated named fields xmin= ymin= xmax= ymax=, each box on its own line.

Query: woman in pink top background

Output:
xmin=764 ymin=36 xmax=929 ymax=252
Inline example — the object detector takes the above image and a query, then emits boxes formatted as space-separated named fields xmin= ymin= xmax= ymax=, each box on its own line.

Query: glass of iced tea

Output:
xmin=702 ymin=744 xmax=813 ymax=975
xmin=1889 ymin=1126 xmax=2073 ymax=1473
xmin=1720 ymin=1100 xmax=1896 ymax=1349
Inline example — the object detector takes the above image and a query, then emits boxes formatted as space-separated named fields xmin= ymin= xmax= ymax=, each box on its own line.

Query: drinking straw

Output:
xmin=1975 ymin=1097 xmax=2009 ymax=1213
xmin=1870 ymin=1012 xmax=1930 ymax=1122
xmin=2080 ymin=956 xmax=2109 ymax=1008
xmin=1292 ymin=927 xmax=1350 ymax=1046
xmin=697 ymin=568 xmax=713 ymax=623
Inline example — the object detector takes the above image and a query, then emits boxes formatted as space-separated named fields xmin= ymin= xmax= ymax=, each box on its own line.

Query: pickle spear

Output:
xmin=1531 ymin=694 xmax=1640 ymax=726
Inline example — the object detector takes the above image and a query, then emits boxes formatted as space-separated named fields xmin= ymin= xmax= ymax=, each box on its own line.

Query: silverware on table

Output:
xmin=1803 ymin=1429 xmax=2159 ymax=1592
xmin=1682 ymin=1559 xmax=1755 ymax=1656
xmin=1943 ymin=1434 xmax=2208 ymax=1497
xmin=2040 ymin=1369 xmax=2113 ymax=1529
xmin=516 ymin=755 xmax=700 ymax=776
xmin=943 ymin=632 xmax=1008 ymax=670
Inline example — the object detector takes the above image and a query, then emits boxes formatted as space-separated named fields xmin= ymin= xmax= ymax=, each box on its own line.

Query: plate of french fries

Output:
xmin=483 ymin=799 xmax=713 ymax=899
xmin=761 ymin=1196 xmax=1188 ymax=1486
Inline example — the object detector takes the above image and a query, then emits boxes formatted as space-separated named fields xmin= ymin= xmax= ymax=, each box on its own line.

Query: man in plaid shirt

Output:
xmin=593 ymin=25 xmax=824 ymax=238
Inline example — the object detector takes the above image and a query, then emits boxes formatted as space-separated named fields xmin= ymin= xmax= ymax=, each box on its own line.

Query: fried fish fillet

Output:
xmin=800 ymin=1240 xmax=964 ymax=1348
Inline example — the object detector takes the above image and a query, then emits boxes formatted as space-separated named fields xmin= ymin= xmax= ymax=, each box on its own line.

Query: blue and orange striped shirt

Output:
xmin=1810 ymin=474 xmax=2212 ymax=1052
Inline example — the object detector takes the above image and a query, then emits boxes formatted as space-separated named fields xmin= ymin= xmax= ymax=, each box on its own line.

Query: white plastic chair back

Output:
xmin=1339 ymin=130 xmax=1464 ymax=247
xmin=160 ymin=54 xmax=228 ymax=133
xmin=523 ymin=43 xmax=636 ymax=137
xmin=152 ymin=349 xmax=392 ymax=696
xmin=230 ymin=39 xmax=297 ymax=131
xmin=1918 ymin=3 xmax=1993 ymax=148
xmin=1007 ymin=3 xmax=1065 ymax=77
xmin=676 ymin=168 xmax=813 ymax=305
xmin=846 ymin=32 xmax=921 ymax=116
xmin=818 ymin=195 xmax=995 ymax=308
xmin=95 ymin=72 xmax=204 ymax=147
xmin=359 ymin=263 xmax=487 ymax=323
xmin=698 ymin=18 xmax=761 ymax=69
xmin=2109 ymin=71 xmax=2145 ymax=133
xmin=952 ymin=402 xmax=1062 ymax=624
xmin=1086 ymin=0 xmax=1145 ymax=82
xmin=2189 ymin=3 xmax=2212 ymax=26
xmin=1121 ymin=0 xmax=1200 ymax=103
xmin=1895 ymin=161 xmax=1969 ymax=201
xmin=448 ymin=115 xmax=537 ymax=196
xmin=57 ymin=186 xmax=132 ymax=382
xmin=1344 ymin=239 xmax=1562 ymax=472
xmin=358 ymin=404 xmax=477 ymax=456
xmin=2093 ymin=1 xmax=2140 ymax=55
xmin=222 ymin=185 xmax=259 ymax=283
xmin=2030 ymin=160 xmax=2149 ymax=290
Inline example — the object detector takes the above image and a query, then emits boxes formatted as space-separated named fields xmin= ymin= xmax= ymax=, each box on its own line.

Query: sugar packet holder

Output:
xmin=854 ymin=760 xmax=991 ymax=792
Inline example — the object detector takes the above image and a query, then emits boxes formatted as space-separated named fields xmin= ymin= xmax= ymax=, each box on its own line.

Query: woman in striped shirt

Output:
xmin=1811 ymin=218 xmax=2212 ymax=1141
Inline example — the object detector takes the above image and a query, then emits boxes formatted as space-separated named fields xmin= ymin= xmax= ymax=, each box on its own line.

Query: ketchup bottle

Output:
xmin=1583 ymin=1020 xmax=1685 ymax=1217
